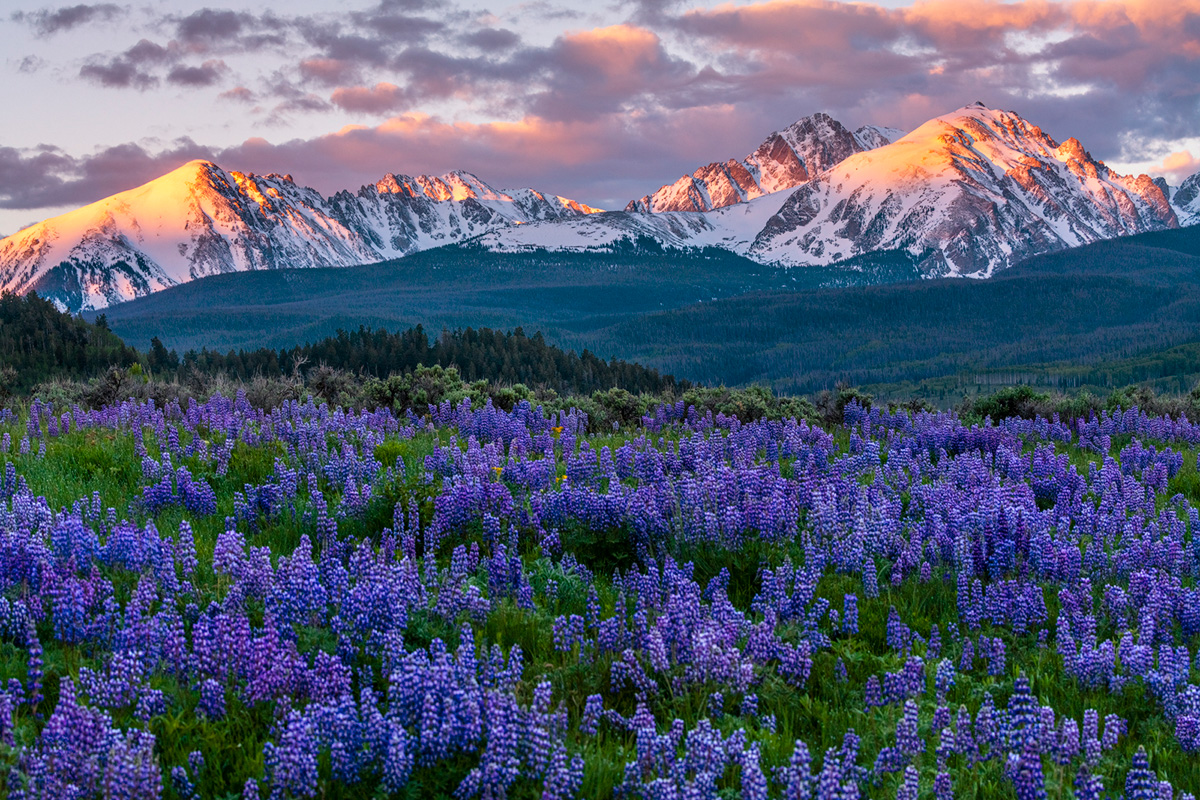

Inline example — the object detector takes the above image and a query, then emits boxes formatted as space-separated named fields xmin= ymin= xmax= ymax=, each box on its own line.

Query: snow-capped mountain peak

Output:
xmin=628 ymin=111 xmax=902 ymax=213
xmin=750 ymin=104 xmax=1178 ymax=275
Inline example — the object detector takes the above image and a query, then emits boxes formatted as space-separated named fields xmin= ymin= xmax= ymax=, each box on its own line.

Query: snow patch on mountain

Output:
xmin=474 ymin=191 xmax=794 ymax=256
xmin=1175 ymin=172 xmax=1200 ymax=226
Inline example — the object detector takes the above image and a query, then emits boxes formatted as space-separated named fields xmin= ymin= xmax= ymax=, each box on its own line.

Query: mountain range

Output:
xmin=1 ymin=102 xmax=1195 ymax=312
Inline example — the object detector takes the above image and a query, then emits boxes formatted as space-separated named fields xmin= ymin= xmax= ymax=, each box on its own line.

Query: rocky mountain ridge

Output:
xmin=625 ymin=113 xmax=903 ymax=213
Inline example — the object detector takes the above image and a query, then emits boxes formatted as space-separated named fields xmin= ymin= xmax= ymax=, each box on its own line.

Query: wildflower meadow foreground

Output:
xmin=3 ymin=394 xmax=1200 ymax=799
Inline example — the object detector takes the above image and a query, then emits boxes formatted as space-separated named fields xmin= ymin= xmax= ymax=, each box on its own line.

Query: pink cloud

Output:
xmin=556 ymin=25 xmax=674 ymax=93
xmin=219 ymin=86 xmax=256 ymax=103
xmin=299 ymin=58 xmax=361 ymax=87
xmin=330 ymin=83 xmax=411 ymax=114
xmin=1153 ymin=150 xmax=1200 ymax=183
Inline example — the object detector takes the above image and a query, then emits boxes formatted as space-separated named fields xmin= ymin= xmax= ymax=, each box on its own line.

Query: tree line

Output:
xmin=1 ymin=291 xmax=685 ymax=400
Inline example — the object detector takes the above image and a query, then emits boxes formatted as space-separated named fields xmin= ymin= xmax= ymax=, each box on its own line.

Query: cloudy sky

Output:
xmin=2 ymin=0 xmax=1199 ymax=236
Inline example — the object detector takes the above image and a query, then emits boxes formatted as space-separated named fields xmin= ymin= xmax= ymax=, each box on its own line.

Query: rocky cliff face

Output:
xmin=626 ymin=113 xmax=903 ymax=213
xmin=1175 ymin=172 xmax=1200 ymax=226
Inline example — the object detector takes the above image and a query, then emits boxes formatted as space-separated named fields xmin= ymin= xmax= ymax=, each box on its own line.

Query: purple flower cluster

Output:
xmin=141 ymin=466 xmax=217 ymax=517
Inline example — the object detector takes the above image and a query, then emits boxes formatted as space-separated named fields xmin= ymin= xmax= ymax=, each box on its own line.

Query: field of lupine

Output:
xmin=4 ymin=395 xmax=1200 ymax=799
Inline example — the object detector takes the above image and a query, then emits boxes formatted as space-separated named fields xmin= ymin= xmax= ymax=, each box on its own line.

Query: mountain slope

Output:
xmin=477 ymin=189 xmax=792 ymax=256
xmin=625 ymin=113 xmax=902 ymax=213
xmin=1176 ymin=172 xmax=1200 ymax=226
xmin=750 ymin=103 xmax=1178 ymax=274
xmin=0 ymin=161 xmax=601 ymax=311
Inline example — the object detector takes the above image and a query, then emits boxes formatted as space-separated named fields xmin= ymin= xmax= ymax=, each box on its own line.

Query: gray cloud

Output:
xmin=346 ymin=7 xmax=444 ymax=42
xmin=17 ymin=55 xmax=45 ymax=73
xmin=459 ymin=28 xmax=520 ymax=53
xmin=620 ymin=0 xmax=688 ymax=25
xmin=124 ymin=39 xmax=172 ymax=65
xmin=77 ymin=38 xmax=172 ymax=90
xmin=0 ymin=141 xmax=207 ymax=210
xmin=12 ymin=3 xmax=124 ymax=36
xmin=175 ymin=8 xmax=250 ymax=44
xmin=79 ymin=57 xmax=157 ymax=89
xmin=167 ymin=60 xmax=228 ymax=87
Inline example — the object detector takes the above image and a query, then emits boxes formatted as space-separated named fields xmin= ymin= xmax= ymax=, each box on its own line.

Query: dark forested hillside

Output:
xmin=95 ymin=226 xmax=1200 ymax=397
xmin=1 ymin=291 xmax=684 ymax=399
xmin=0 ymin=291 xmax=138 ymax=391
xmin=96 ymin=244 xmax=920 ymax=354
xmin=576 ymin=224 xmax=1200 ymax=396
xmin=174 ymin=325 xmax=685 ymax=396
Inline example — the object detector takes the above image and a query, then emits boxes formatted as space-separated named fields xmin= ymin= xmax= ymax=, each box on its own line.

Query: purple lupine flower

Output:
xmin=1124 ymin=748 xmax=1157 ymax=800
xmin=934 ymin=771 xmax=954 ymax=800
xmin=1102 ymin=713 xmax=1125 ymax=751
xmin=1074 ymin=767 xmax=1105 ymax=800
xmin=708 ymin=692 xmax=724 ymax=719
xmin=1007 ymin=676 xmax=1038 ymax=749
xmin=928 ymin=624 xmax=942 ymax=660
xmin=896 ymin=700 xmax=924 ymax=756
xmin=935 ymin=659 xmax=956 ymax=697
xmin=581 ymin=694 xmax=604 ymax=736
xmin=1082 ymin=709 xmax=1102 ymax=765
xmin=987 ymin=637 xmax=1006 ymax=676
xmin=1011 ymin=743 xmax=1047 ymax=800
xmin=171 ymin=765 xmax=196 ymax=799
xmin=0 ymin=692 xmax=13 ymax=748
xmin=843 ymin=594 xmax=859 ymax=634
xmin=959 ymin=638 xmax=975 ymax=672
xmin=741 ymin=744 xmax=768 ymax=800
xmin=25 ymin=626 xmax=43 ymax=710
xmin=864 ymin=676 xmax=882 ymax=708
xmin=197 ymin=678 xmax=226 ymax=720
